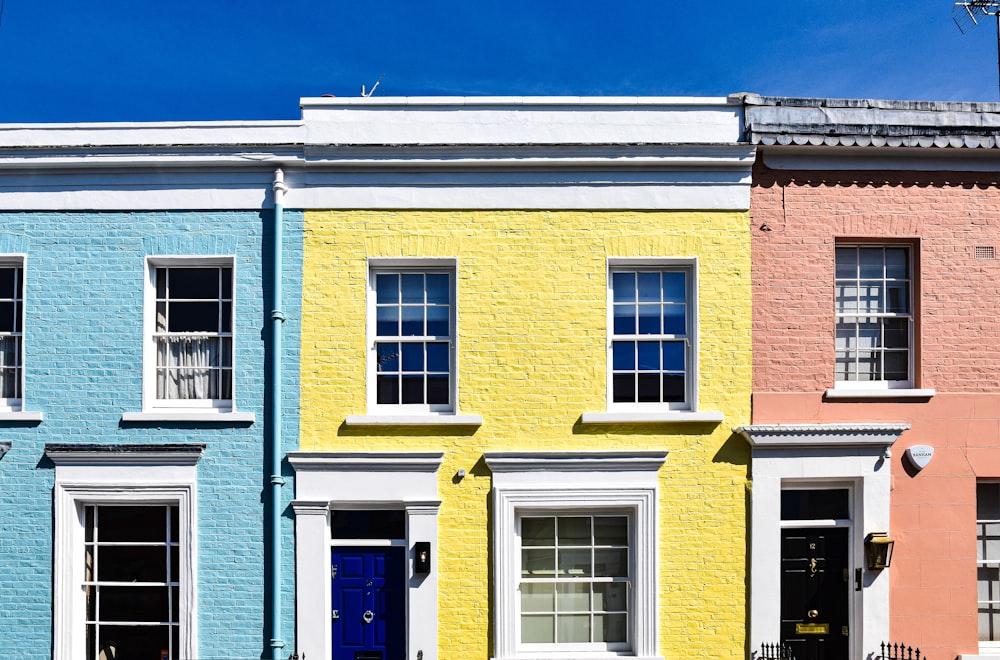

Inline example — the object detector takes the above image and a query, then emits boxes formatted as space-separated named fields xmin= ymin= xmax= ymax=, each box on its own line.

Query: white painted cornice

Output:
xmin=289 ymin=500 xmax=330 ymax=515
xmin=302 ymin=95 xmax=734 ymax=107
xmin=0 ymin=96 xmax=753 ymax=210
xmin=44 ymin=443 xmax=205 ymax=466
xmin=287 ymin=451 xmax=444 ymax=473
xmin=302 ymin=143 xmax=755 ymax=168
xmin=735 ymin=423 xmax=909 ymax=448
xmin=0 ymin=120 xmax=304 ymax=149
xmin=484 ymin=450 xmax=668 ymax=473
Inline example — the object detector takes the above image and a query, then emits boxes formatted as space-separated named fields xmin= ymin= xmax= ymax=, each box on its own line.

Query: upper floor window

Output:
xmin=369 ymin=262 xmax=455 ymax=413
xmin=146 ymin=260 xmax=234 ymax=411
xmin=609 ymin=264 xmax=694 ymax=410
xmin=0 ymin=260 xmax=23 ymax=411
xmin=834 ymin=245 xmax=912 ymax=388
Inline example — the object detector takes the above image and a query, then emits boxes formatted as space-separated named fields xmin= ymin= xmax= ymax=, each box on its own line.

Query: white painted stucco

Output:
xmin=287 ymin=452 xmax=443 ymax=660
xmin=738 ymin=425 xmax=908 ymax=660
xmin=0 ymin=96 xmax=753 ymax=211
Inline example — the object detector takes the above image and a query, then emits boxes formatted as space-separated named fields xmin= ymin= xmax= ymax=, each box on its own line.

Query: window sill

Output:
xmin=491 ymin=655 xmax=663 ymax=660
xmin=344 ymin=414 xmax=483 ymax=427
xmin=121 ymin=411 xmax=256 ymax=423
xmin=0 ymin=411 xmax=43 ymax=422
xmin=824 ymin=388 xmax=935 ymax=401
xmin=581 ymin=411 xmax=724 ymax=424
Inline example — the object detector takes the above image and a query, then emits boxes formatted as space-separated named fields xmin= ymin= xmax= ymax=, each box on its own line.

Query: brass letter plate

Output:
xmin=795 ymin=623 xmax=830 ymax=635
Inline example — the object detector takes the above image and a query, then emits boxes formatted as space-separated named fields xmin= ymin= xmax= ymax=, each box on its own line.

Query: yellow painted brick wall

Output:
xmin=301 ymin=210 xmax=752 ymax=659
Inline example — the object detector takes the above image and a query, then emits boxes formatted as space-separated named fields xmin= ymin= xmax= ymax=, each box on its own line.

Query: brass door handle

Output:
xmin=808 ymin=609 xmax=819 ymax=619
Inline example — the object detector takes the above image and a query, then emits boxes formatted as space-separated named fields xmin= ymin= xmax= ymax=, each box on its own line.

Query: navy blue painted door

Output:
xmin=331 ymin=546 xmax=405 ymax=660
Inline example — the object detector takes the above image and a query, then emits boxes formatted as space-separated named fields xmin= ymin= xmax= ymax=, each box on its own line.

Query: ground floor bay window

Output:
xmin=518 ymin=513 xmax=630 ymax=650
xmin=84 ymin=504 xmax=180 ymax=659
xmin=978 ymin=482 xmax=1000 ymax=653
xmin=485 ymin=451 xmax=666 ymax=660
xmin=47 ymin=444 xmax=201 ymax=660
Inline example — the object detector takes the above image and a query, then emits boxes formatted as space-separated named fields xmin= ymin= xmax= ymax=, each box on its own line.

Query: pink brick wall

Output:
xmin=751 ymin=162 xmax=1000 ymax=658
xmin=752 ymin=165 xmax=1000 ymax=394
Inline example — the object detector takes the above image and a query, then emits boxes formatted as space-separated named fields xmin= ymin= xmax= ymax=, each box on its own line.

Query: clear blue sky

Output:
xmin=0 ymin=0 xmax=995 ymax=122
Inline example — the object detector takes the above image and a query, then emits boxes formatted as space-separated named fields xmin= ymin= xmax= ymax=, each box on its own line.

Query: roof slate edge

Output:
xmin=734 ymin=92 xmax=1000 ymax=149
xmin=732 ymin=92 xmax=1000 ymax=113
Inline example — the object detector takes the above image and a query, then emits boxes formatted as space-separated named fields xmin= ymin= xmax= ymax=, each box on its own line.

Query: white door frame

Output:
xmin=737 ymin=424 xmax=908 ymax=660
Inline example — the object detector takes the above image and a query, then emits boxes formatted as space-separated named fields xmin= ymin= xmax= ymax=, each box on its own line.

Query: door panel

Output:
xmin=781 ymin=528 xmax=849 ymax=660
xmin=332 ymin=546 xmax=405 ymax=660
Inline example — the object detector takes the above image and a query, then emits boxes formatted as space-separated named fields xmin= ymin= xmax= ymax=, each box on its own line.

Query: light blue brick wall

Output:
xmin=0 ymin=210 xmax=302 ymax=659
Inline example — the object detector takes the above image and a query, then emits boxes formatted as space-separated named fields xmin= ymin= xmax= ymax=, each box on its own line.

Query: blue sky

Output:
xmin=0 ymin=0 xmax=995 ymax=122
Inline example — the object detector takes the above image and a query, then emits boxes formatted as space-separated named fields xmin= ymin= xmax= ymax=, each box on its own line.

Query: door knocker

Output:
xmin=362 ymin=609 xmax=374 ymax=624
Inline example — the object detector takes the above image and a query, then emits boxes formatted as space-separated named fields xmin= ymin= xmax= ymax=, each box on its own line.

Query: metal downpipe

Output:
xmin=269 ymin=168 xmax=288 ymax=659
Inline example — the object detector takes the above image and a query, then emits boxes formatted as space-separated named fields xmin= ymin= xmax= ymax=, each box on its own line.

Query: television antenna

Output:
xmin=361 ymin=75 xmax=384 ymax=98
xmin=954 ymin=1 xmax=1000 ymax=98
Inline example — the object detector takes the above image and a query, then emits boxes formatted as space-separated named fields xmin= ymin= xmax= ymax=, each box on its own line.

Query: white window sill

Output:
xmin=581 ymin=411 xmax=724 ymax=424
xmin=0 ymin=411 xmax=43 ymax=422
xmin=344 ymin=414 xmax=483 ymax=426
xmin=121 ymin=411 xmax=256 ymax=423
xmin=492 ymin=656 xmax=663 ymax=660
xmin=824 ymin=388 xmax=935 ymax=400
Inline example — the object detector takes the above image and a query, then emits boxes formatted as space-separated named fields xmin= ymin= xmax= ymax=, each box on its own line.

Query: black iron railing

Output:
xmin=757 ymin=642 xmax=796 ymax=660
xmin=878 ymin=641 xmax=925 ymax=660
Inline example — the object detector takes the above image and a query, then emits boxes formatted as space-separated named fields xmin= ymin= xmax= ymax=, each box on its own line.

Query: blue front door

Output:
xmin=331 ymin=546 xmax=405 ymax=660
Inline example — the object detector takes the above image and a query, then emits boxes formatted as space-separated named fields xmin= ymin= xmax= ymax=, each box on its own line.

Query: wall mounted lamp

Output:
xmin=864 ymin=532 xmax=895 ymax=570
xmin=414 ymin=541 xmax=431 ymax=574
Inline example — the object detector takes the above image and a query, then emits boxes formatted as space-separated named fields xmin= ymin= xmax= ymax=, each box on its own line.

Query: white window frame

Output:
xmin=0 ymin=255 xmax=25 ymax=413
xmin=978 ymin=481 xmax=1000 ymax=653
xmin=516 ymin=509 xmax=633 ymax=653
xmin=606 ymin=258 xmax=698 ymax=413
xmin=834 ymin=244 xmax=914 ymax=391
xmin=367 ymin=258 xmax=457 ymax=416
xmin=142 ymin=256 xmax=236 ymax=414
xmin=49 ymin=445 xmax=200 ymax=660
xmin=486 ymin=451 xmax=665 ymax=660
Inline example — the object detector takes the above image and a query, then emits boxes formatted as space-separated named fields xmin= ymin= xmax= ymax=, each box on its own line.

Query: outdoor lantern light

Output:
xmin=864 ymin=532 xmax=895 ymax=570
xmin=414 ymin=541 xmax=431 ymax=574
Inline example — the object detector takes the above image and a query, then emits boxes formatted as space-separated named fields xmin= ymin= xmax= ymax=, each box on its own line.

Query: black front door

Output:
xmin=781 ymin=528 xmax=850 ymax=660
